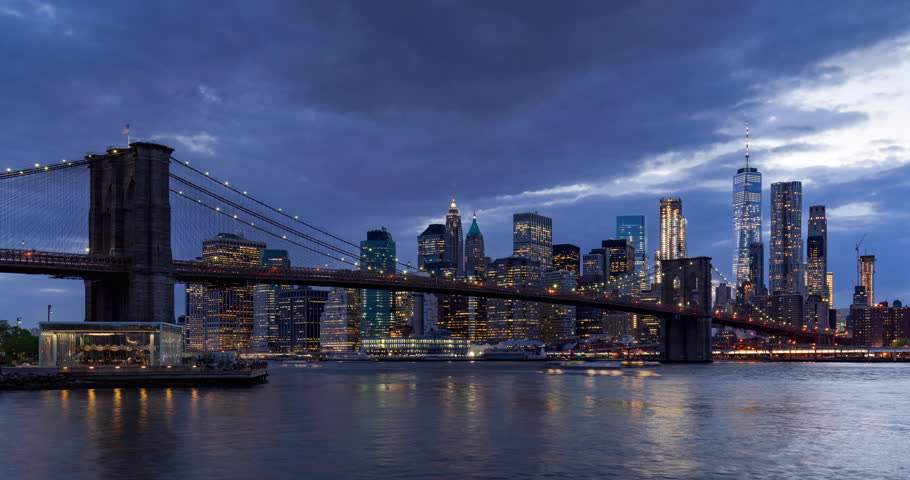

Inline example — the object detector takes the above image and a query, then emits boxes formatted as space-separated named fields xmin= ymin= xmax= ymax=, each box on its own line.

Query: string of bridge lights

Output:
xmin=168 ymin=156 xmax=420 ymax=274
xmin=0 ymin=158 xmax=89 ymax=180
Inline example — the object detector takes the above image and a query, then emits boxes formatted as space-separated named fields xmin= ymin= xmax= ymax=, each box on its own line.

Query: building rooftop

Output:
xmin=420 ymin=224 xmax=445 ymax=236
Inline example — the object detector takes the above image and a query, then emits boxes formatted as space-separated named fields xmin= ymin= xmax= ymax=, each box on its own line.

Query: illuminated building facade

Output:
xmin=274 ymin=287 xmax=328 ymax=352
xmin=575 ymin=276 xmax=604 ymax=337
xmin=636 ymin=288 xmax=661 ymax=343
xmin=487 ymin=256 xmax=541 ymax=341
xmin=513 ymin=212 xmax=553 ymax=272
xmin=444 ymin=199 xmax=464 ymax=274
xmin=827 ymin=272 xmax=835 ymax=307
xmin=769 ymin=181 xmax=803 ymax=295
xmin=616 ymin=216 xmax=647 ymax=291
xmin=733 ymin=129 xmax=762 ymax=289
xmin=438 ymin=293 xmax=487 ymax=341
xmin=463 ymin=294 xmax=487 ymax=342
xmin=804 ymin=294 xmax=831 ymax=330
xmin=540 ymin=269 xmax=576 ymax=342
xmin=740 ymin=242 xmax=766 ymax=300
xmin=806 ymin=205 xmax=829 ymax=303
xmin=252 ymin=249 xmax=292 ymax=352
xmin=392 ymin=291 xmax=414 ymax=333
xmin=602 ymin=239 xmax=635 ymax=294
xmin=861 ymin=255 xmax=876 ymax=306
xmin=319 ymin=288 xmax=361 ymax=352
xmin=360 ymin=333 xmax=469 ymax=356
xmin=852 ymin=301 xmax=910 ymax=347
xmin=185 ymin=233 xmax=265 ymax=352
xmin=360 ymin=228 xmax=396 ymax=338
xmin=417 ymin=224 xmax=446 ymax=269
xmin=582 ymin=251 xmax=606 ymax=282
xmin=184 ymin=284 xmax=205 ymax=351
xmin=657 ymin=198 xmax=687 ymax=283
xmin=773 ymin=293 xmax=804 ymax=327
xmin=552 ymin=244 xmax=581 ymax=278
xmin=464 ymin=214 xmax=487 ymax=277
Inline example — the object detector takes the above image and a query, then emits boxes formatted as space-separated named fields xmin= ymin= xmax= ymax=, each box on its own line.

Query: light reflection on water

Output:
xmin=1 ymin=362 xmax=909 ymax=479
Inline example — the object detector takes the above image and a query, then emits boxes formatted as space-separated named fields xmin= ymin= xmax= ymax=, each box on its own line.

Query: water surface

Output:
xmin=1 ymin=362 xmax=907 ymax=479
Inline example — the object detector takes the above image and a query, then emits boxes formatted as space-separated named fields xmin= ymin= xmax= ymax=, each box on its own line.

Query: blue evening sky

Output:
xmin=2 ymin=1 xmax=910 ymax=327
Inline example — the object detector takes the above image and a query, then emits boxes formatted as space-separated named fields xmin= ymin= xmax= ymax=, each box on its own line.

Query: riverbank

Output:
xmin=0 ymin=365 xmax=269 ymax=390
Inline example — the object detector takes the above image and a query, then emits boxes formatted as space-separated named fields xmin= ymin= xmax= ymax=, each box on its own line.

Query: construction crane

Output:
xmin=855 ymin=234 xmax=866 ymax=285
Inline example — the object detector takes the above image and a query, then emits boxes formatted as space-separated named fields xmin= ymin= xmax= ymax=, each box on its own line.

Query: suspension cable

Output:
xmin=170 ymin=174 xmax=372 ymax=268
xmin=171 ymin=188 xmax=366 ymax=271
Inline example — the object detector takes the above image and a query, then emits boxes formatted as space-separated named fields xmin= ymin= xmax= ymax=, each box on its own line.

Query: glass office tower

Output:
xmin=769 ymin=181 xmax=803 ymax=294
xmin=733 ymin=129 xmax=762 ymax=290
xmin=616 ymin=215 xmax=646 ymax=291
xmin=360 ymin=228 xmax=396 ymax=338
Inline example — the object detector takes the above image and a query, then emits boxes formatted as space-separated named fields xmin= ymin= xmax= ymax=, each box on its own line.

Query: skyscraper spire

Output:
xmin=467 ymin=212 xmax=481 ymax=237
xmin=745 ymin=120 xmax=750 ymax=169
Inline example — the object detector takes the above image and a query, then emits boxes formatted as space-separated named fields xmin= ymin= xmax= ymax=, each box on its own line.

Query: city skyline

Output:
xmin=6 ymin=5 xmax=910 ymax=480
xmin=3 ymin=2 xmax=910 ymax=327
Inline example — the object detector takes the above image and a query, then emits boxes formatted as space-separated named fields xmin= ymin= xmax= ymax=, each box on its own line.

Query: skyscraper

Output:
xmin=417 ymin=224 xmax=446 ymax=269
xmin=185 ymin=233 xmax=265 ymax=352
xmin=540 ymin=269 xmax=576 ymax=342
xmin=552 ymin=244 xmax=581 ymax=278
xmin=185 ymin=284 xmax=205 ymax=351
xmin=657 ymin=198 xmax=687 ymax=282
xmin=360 ymin=228 xmax=396 ymax=338
xmin=275 ymin=287 xmax=328 ymax=352
xmin=769 ymin=181 xmax=803 ymax=294
xmin=462 ymin=213 xmax=488 ymax=340
xmin=861 ymin=255 xmax=876 ymax=306
xmin=444 ymin=199 xmax=464 ymax=274
xmin=733 ymin=124 xmax=762 ymax=289
xmin=582 ymin=250 xmax=606 ymax=282
xmin=252 ymin=249 xmax=292 ymax=352
xmin=464 ymin=213 xmax=486 ymax=277
xmin=616 ymin=216 xmax=647 ymax=291
xmin=806 ymin=205 xmax=828 ymax=302
xmin=513 ymin=212 xmax=553 ymax=272
xmin=745 ymin=242 xmax=765 ymax=295
xmin=319 ymin=288 xmax=361 ymax=352
xmin=602 ymin=239 xmax=635 ymax=294
xmin=487 ymin=257 xmax=541 ymax=341
xmin=827 ymin=272 xmax=835 ymax=307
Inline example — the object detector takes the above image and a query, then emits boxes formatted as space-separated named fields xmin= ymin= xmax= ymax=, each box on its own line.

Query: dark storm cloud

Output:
xmin=1 ymin=1 xmax=910 ymax=324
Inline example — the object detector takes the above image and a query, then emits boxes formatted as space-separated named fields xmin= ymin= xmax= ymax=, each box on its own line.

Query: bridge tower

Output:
xmin=659 ymin=256 xmax=713 ymax=362
xmin=84 ymin=143 xmax=175 ymax=323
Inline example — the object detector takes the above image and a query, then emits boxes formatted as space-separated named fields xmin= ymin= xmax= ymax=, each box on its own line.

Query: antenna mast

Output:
xmin=745 ymin=120 xmax=750 ymax=169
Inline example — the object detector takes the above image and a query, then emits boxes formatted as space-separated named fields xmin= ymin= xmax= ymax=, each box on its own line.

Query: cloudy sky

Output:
xmin=2 ymin=1 xmax=910 ymax=327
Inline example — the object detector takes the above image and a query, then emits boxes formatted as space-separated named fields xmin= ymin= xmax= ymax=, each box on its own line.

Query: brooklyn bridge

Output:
xmin=0 ymin=143 xmax=834 ymax=362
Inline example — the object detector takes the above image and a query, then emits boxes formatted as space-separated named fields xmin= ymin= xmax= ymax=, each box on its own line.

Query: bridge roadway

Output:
xmin=0 ymin=249 xmax=829 ymax=342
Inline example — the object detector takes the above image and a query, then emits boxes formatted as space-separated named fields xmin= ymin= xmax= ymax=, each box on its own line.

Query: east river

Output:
xmin=1 ymin=362 xmax=908 ymax=479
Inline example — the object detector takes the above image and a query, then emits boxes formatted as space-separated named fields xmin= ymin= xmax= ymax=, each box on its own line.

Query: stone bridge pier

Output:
xmin=658 ymin=257 xmax=713 ymax=363
xmin=84 ymin=143 xmax=175 ymax=323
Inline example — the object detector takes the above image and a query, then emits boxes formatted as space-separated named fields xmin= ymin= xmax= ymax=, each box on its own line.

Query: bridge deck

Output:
xmin=0 ymin=249 xmax=829 ymax=342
